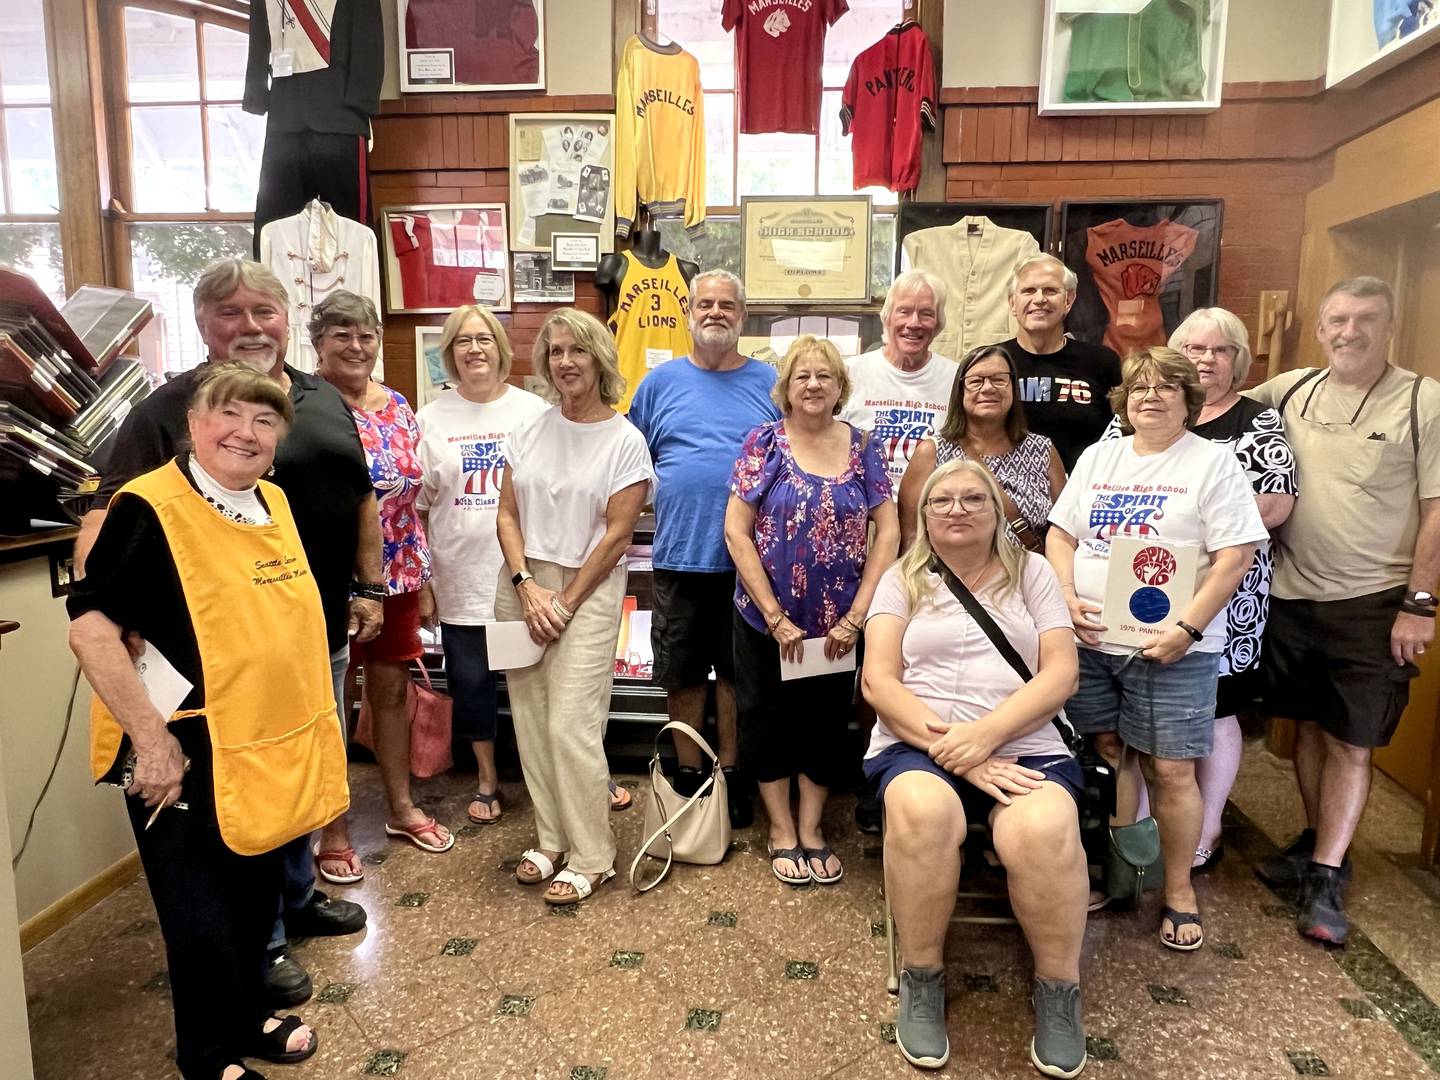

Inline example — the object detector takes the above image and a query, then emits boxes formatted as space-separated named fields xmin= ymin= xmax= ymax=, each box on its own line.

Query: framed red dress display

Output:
xmin=380 ymin=204 xmax=512 ymax=314
xmin=399 ymin=0 xmax=545 ymax=92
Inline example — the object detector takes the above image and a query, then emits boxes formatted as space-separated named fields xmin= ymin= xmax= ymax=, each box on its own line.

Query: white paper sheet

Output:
xmin=487 ymin=621 xmax=547 ymax=669
xmin=778 ymin=637 xmax=858 ymax=682
xmin=133 ymin=640 xmax=193 ymax=719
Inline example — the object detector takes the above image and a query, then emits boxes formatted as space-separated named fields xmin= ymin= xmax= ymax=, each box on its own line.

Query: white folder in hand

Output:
xmin=486 ymin=621 xmax=547 ymax=669
xmin=778 ymin=637 xmax=858 ymax=682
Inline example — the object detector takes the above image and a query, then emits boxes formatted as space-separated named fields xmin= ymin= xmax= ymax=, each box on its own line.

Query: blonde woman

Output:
xmin=862 ymin=459 xmax=1086 ymax=1076
xmin=495 ymin=308 xmax=654 ymax=906
xmin=725 ymin=335 xmax=899 ymax=886
xmin=416 ymin=305 xmax=548 ymax=827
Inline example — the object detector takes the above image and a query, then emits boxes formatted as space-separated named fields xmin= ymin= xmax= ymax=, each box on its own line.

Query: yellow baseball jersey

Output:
xmin=607 ymin=249 xmax=693 ymax=413
xmin=613 ymin=35 xmax=707 ymax=239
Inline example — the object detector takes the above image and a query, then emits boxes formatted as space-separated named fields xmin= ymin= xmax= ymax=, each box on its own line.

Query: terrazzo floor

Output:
xmin=22 ymin=738 xmax=1440 ymax=1079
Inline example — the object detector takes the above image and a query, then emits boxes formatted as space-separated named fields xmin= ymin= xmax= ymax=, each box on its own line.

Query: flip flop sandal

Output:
xmin=249 ymin=1014 xmax=318 ymax=1064
xmin=313 ymin=844 xmax=363 ymax=885
xmin=608 ymin=779 xmax=633 ymax=811
xmin=544 ymin=867 xmax=616 ymax=906
xmin=384 ymin=816 xmax=455 ymax=853
xmin=802 ymin=844 xmax=843 ymax=885
xmin=769 ymin=845 xmax=811 ymax=886
xmin=467 ymin=792 xmax=503 ymax=825
xmin=223 ymin=1065 xmax=266 ymax=1080
xmin=516 ymin=848 xmax=563 ymax=885
xmin=1160 ymin=906 xmax=1205 ymax=952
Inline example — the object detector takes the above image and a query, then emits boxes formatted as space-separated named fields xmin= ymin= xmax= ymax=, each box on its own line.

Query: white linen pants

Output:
xmin=494 ymin=559 xmax=625 ymax=876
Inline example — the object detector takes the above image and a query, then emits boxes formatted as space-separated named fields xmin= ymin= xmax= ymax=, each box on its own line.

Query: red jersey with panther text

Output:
xmin=722 ymin=0 xmax=848 ymax=134
xmin=1084 ymin=218 xmax=1198 ymax=359
xmin=840 ymin=21 xmax=936 ymax=192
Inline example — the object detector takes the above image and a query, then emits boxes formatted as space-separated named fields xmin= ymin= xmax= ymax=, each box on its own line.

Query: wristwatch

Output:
xmin=1176 ymin=620 xmax=1204 ymax=643
xmin=1402 ymin=590 xmax=1438 ymax=618
xmin=512 ymin=569 xmax=534 ymax=588
xmin=350 ymin=579 xmax=385 ymax=602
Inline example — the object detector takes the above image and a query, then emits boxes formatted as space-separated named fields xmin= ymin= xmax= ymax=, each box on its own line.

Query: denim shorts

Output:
xmin=863 ymin=741 xmax=1084 ymax=823
xmin=1065 ymin=648 xmax=1220 ymax=760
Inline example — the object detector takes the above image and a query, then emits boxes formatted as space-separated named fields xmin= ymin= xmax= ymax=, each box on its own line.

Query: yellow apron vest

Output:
xmin=89 ymin=460 xmax=350 ymax=855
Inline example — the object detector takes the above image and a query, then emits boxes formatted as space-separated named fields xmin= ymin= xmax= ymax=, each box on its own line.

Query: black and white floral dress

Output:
xmin=1102 ymin=399 xmax=1297 ymax=698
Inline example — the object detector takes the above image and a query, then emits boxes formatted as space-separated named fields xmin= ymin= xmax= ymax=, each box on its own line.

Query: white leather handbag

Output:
xmin=629 ymin=721 xmax=733 ymax=892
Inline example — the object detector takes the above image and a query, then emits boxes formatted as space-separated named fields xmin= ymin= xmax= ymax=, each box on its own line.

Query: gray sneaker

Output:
xmin=1255 ymin=829 xmax=1316 ymax=888
xmin=897 ymin=966 xmax=949 ymax=1069
xmin=1031 ymin=978 xmax=1086 ymax=1078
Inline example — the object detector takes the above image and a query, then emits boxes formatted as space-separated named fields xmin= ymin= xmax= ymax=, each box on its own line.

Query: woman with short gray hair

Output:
xmin=311 ymin=291 xmax=451 ymax=881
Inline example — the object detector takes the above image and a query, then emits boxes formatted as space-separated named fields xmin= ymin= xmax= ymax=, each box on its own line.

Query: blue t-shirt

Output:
xmin=628 ymin=356 xmax=780 ymax=572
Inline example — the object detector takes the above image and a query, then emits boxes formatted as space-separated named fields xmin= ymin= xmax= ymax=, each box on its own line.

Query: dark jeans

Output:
xmin=127 ymin=795 xmax=280 ymax=1080
xmin=442 ymin=622 xmax=500 ymax=742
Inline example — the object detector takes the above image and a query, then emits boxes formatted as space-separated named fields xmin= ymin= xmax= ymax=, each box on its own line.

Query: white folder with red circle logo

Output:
xmin=1099 ymin=536 xmax=1200 ymax=649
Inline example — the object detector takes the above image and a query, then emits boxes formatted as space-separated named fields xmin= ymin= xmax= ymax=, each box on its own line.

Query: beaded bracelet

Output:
xmin=552 ymin=596 xmax=575 ymax=623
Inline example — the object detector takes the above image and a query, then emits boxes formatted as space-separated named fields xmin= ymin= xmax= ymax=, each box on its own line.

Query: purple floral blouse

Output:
xmin=730 ymin=421 xmax=892 ymax=637
xmin=352 ymin=386 xmax=432 ymax=596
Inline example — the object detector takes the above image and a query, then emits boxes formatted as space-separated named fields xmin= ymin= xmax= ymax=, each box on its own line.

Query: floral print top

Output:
xmin=352 ymin=386 xmax=431 ymax=595
xmin=730 ymin=420 xmax=892 ymax=637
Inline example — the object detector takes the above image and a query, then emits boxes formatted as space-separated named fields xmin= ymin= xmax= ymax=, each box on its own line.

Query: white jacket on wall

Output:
xmin=259 ymin=198 xmax=384 ymax=378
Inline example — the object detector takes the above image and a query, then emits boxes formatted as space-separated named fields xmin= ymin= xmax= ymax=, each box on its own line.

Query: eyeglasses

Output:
xmin=326 ymin=329 xmax=379 ymax=348
xmin=454 ymin=334 xmax=497 ymax=351
xmin=1128 ymin=382 xmax=1182 ymax=399
xmin=962 ymin=374 xmax=1011 ymax=392
xmin=924 ymin=493 xmax=992 ymax=516
xmin=1180 ymin=344 xmax=1238 ymax=361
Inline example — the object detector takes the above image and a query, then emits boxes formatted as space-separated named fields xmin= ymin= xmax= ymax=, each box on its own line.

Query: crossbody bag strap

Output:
xmin=1411 ymin=370 xmax=1423 ymax=460
xmin=932 ymin=558 xmax=1080 ymax=754
xmin=629 ymin=722 xmax=720 ymax=892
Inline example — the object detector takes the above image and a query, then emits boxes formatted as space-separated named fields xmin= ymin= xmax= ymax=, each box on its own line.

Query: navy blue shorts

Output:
xmin=863 ymin=741 xmax=1084 ymax=823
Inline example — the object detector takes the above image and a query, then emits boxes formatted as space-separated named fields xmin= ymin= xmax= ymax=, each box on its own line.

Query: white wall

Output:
xmin=943 ymin=0 xmax=1327 ymax=88
xmin=379 ymin=0 xmax=614 ymax=99
xmin=1 ymin=555 xmax=135 ymax=926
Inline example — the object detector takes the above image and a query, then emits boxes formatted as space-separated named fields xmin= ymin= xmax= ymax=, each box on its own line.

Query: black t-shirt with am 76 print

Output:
xmin=1002 ymin=336 xmax=1123 ymax=472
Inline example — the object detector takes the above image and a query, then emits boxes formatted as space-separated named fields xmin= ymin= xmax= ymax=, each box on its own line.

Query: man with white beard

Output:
xmin=75 ymin=257 xmax=376 ymax=1009
xmin=627 ymin=269 xmax=780 ymax=826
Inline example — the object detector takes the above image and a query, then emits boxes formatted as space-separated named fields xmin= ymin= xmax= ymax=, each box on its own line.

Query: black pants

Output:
xmin=253 ymin=129 xmax=370 ymax=255
xmin=127 ymin=796 xmax=281 ymax=1080
xmin=732 ymin=609 xmax=857 ymax=787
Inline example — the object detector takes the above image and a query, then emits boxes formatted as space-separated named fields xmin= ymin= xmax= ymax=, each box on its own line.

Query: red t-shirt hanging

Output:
xmin=722 ymin=0 xmax=849 ymax=135
xmin=840 ymin=21 xmax=936 ymax=193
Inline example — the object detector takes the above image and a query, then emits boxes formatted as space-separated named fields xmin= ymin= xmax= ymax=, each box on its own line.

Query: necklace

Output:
xmin=1300 ymin=367 xmax=1389 ymax=428
xmin=201 ymin=491 xmax=267 ymax=525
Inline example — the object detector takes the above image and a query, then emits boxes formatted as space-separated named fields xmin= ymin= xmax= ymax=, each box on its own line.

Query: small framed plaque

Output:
xmin=741 ymin=195 xmax=873 ymax=305
xmin=550 ymin=232 xmax=600 ymax=272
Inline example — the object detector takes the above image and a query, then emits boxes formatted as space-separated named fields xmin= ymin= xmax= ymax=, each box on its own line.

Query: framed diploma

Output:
xmin=380 ymin=204 xmax=512 ymax=315
xmin=740 ymin=196 xmax=873 ymax=305
xmin=1099 ymin=536 xmax=1200 ymax=649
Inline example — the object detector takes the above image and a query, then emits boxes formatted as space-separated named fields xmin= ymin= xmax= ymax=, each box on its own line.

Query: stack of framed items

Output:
xmin=1059 ymin=199 xmax=1223 ymax=358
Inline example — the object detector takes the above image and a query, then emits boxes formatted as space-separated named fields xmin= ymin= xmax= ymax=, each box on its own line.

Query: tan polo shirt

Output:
xmin=1245 ymin=365 xmax=1440 ymax=602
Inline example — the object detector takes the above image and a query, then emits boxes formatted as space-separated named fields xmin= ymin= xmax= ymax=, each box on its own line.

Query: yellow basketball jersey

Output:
xmin=607 ymin=250 xmax=693 ymax=413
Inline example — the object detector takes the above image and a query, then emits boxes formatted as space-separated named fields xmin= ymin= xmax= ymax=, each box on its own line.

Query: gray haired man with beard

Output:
xmin=627 ymin=269 xmax=780 ymax=825
xmin=75 ymin=258 xmax=378 ymax=1010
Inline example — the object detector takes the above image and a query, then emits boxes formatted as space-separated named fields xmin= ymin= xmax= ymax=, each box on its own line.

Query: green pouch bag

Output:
xmin=1105 ymin=816 xmax=1165 ymax=902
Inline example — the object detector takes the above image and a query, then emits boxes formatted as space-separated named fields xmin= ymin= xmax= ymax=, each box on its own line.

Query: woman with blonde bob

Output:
xmin=862 ymin=458 xmax=1087 ymax=1075
xmin=416 ymin=305 xmax=548 ymax=827
xmin=726 ymin=335 xmax=897 ymax=886
xmin=1048 ymin=348 xmax=1266 ymax=951
xmin=495 ymin=308 xmax=654 ymax=905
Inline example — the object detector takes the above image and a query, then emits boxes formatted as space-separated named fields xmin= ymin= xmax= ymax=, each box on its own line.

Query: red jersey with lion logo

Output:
xmin=1083 ymin=218 xmax=1198 ymax=359
xmin=722 ymin=0 xmax=848 ymax=134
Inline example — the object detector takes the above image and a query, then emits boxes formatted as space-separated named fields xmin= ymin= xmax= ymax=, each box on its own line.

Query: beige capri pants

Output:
xmin=493 ymin=558 xmax=627 ymax=876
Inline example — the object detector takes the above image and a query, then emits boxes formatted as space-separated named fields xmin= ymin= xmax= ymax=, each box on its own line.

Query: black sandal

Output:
xmin=468 ymin=791 xmax=503 ymax=825
xmin=221 ymin=1065 xmax=266 ymax=1080
xmin=1159 ymin=906 xmax=1204 ymax=952
xmin=249 ymin=1014 xmax=319 ymax=1064
xmin=801 ymin=844 xmax=843 ymax=885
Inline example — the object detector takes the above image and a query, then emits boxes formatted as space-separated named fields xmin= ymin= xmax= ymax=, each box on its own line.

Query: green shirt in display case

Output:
xmin=1063 ymin=0 xmax=1211 ymax=103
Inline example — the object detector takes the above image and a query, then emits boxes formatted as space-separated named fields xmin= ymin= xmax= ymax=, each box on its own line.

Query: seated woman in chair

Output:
xmin=862 ymin=459 xmax=1088 ymax=1078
